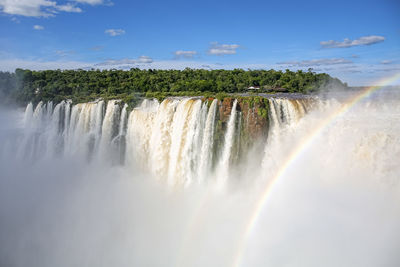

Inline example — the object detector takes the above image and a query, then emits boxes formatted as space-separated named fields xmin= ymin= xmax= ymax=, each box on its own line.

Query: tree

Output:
xmin=4 ymin=68 xmax=346 ymax=104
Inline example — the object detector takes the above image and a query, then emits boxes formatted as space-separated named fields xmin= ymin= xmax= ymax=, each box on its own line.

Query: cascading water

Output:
xmin=1 ymin=90 xmax=399 ymax=267
xmin=98 ymin=100 xmax=121 ymax=163
xmin=15 ymin=97 xmax=294 ymax=184
xmin=23 ymin=102 xmax=33 ymax=127
xmin=124 ymin=97 xmax=242 ymax=185
xmin=3 ymin=96 xmax=362 ymax=184
xmin=263 ymin=97 xmax=316 ymax=169
xmin=198 ymin=99 xmax=218 ymax=183
xmin=216 ymin=99 xmax=238 ymax=186
xmin=64 ymin=100 xmax=105 ymax=158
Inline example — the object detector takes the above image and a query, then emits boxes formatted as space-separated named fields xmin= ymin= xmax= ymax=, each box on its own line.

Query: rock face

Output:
xmin=237 ymin=99 xmax=269 ymax=140
xmin=217 ymin=97 xmax=269 ymax=140
xmin=219 ymin=98 xmax=236 ymax=122
xmin=205 ymin=97 xmax=271 ymax=164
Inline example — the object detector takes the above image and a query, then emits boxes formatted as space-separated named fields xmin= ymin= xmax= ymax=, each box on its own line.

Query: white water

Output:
xmin=13 ymin=97 xmax=250 ymax=185
xmin=1 ymin=90 xmax=399 ymax=267
xmin=98 ymin=100 xmax=121 ymax=163
xmin=198 ymin=99 xmax=218 ymax=183
xmin=217 ymin=99 xmax=238 ymax=186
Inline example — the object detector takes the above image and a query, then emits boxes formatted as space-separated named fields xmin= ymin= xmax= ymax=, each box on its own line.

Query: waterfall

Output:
xmin=15 ymin=96 xmax=314 ymax=186
xmin=118 ymin=103 xmax=128 ymax=136
xmin=216 ymin=99 xmax=238 ymax=185
xmin=22 ymin=101 xmax=50 ymax=160
xmin=99 ymin=100 xmax=121 ymax=162
xmin=3 ymin=91 xmax=400 ymax=267
xmin=148 ymin=99 xmax=179 ymax=180
xmin=126 ymin=98 xmax=159 ymax=168
xmin=262 ymin=97 xmax=320 ymax=170
xmin=32 ymin=101 xmax=45 ymax=129
xmin=64 ymin=101 xmax=104 ymax=158
xmin=46 ymin=101 xmax=65 ymax=157
xmin=63 ymin=100 xmax=71 ymax=141
xmin=23 ymin=102 xmax=33 ymax=128
xmin=115 ymin=103 xmax=129 ymax=164
xmin=198 ymin=99 xmax=218 ymax=183
xmin=172 ymin=99 xmax=205 ymax=186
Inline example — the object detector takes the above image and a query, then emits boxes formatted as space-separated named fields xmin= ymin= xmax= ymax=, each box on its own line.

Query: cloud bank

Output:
xmin=105 ymin=29 xmax=125 ymax=36
xmin=174 ymin=50 xmax=198 ymax=59
xmin=0 ymin=0 xmax=110 ymax=18
xmin=208 ymin=42 xmax=240 ymax=56
xmin=33 ymin=25 xmax=44 ymax=30
xmin=0 ymin=0 xmax=82 ymax=17
xmin=0 ymin=58 xmax=92 ymax=71
xmin=73 ymin=0 xmax=111 ymax=5
xmin=95 ymin=56 xmax=153 ymax=66
xmin=321 ymin=35 xmax=385 ymax=48
xmin=380 ymin=60 xmax=393 ymax=65
xmin=90 ymin=45 xmax=104 ymax=51
xmin=277 ymin=58 xmax=353 ymax=67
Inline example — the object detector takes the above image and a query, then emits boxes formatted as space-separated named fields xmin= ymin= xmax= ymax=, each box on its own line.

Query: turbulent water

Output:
xmin=0 ymin=89 xmax=400 ymax=267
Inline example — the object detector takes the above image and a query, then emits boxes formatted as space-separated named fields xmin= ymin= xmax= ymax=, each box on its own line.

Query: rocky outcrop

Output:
xmin=216 ymin=96 xmax=269 ymax=140
xmin=203 ymin=96 xmax=271 ymax=165
xmin=237 ymin=98 xmax=269 ymax=140
xmin=218 ymin=98 xmax=236 ymax=122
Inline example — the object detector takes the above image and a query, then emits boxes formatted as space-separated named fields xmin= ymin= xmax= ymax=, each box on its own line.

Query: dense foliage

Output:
xmin=0 ymin=68 xmax=347 ymax=104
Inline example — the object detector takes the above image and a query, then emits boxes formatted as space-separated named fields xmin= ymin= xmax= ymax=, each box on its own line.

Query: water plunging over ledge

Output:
xmin=0 ymin=91 xmax=399 ymax=267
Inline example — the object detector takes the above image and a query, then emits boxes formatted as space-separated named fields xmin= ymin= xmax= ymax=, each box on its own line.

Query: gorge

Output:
xmin=6 ymin=95 xmax=317 ymax=185
xmin=0 ymin=90 xmax=399 ymax=267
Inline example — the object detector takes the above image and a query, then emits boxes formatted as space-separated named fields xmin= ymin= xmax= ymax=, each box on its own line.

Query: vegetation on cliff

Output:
xmin=0 ymin=68 xmax=347 ymax=105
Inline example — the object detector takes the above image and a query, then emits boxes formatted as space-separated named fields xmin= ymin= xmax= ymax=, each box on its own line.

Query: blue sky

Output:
xmin=0 ymin=0 xmax=399 ymax=85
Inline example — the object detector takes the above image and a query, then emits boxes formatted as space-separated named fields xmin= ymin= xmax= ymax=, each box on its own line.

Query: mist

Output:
xmin=0 ymin=89 xmax=399 ymax=267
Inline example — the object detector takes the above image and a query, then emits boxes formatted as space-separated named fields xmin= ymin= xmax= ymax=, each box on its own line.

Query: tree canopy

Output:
xmin=0 ymin=68 xmax=347 ymax=104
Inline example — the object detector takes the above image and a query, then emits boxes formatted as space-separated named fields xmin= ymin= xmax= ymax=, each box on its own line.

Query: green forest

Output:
xmin=0 ymin=68 xmax=347 ymax=105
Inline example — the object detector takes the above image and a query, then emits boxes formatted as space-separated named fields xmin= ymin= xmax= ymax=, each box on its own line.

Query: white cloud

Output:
xmin=90 ymin=45 xmax=104 ymax=51
xmin=0 ymin=58 xmax=92 ymax=71
xmin=174 ymin=50 xmax=198 ymax=59
xmin=11 ymin=17 xmax=20 ymax=23
xmin=105 ymin=29 xmax=125 ymax=36
xmin=380 ymin=60 xmax=393 ymax=65
xmin=55 ymin=50 xmax=75 ymax=57
xmin=277 ymin=58 xmax=353 ymax=67
xmin=136 ymin=56 xmax=153 ymax=63
xmin=73 ymin=0 xmax=103 ymax=4
xmin=73 ymin=0 xmax=112 ymax=5
xmin=321 ymin=35 xmax=385 ymax=48
xmin=56 ymin=3 xmax=82 ymax=13
xmin=95 ymin=56 xmax=153 ymax=66
xmin=55 ymin=50 xmax=67 ymax=56
xmin=0 ymin=0 xmax=82 ymax=17
xmin=33 ymin=25 xmax=44 ymax=30
xmin=207 ymin=42 xmax=240 ymax=56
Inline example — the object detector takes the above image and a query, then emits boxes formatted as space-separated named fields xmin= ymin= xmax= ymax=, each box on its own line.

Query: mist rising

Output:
xmin=0 ymin=89 xmax=399 ymax=267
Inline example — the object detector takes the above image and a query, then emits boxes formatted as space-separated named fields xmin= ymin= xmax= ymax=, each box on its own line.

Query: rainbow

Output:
xmin=232 ymin=73 xmax=400 ymax=267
